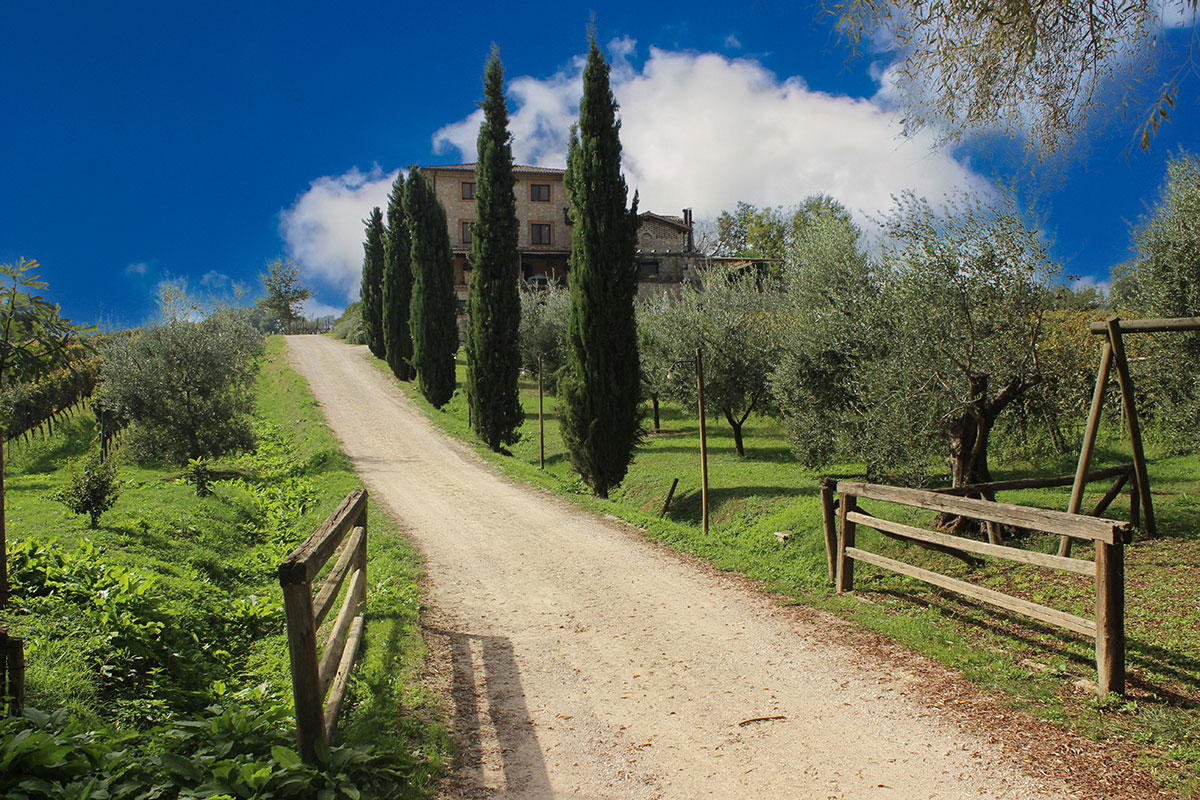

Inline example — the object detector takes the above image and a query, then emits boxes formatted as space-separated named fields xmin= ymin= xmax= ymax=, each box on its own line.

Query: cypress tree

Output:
xmin=559 ymin=39 xmax=642 ymax=498
xmin=403 ymin=168 xmax=458 ymax=407
xmin=383 ymin=173 xmax=415 ymax=380
xmin=466 ymin=48 xmax=523 ymax=451
xmin=360 ymin=206 xmax=386 ymax=358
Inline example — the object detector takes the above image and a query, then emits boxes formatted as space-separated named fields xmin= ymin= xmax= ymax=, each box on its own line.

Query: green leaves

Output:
xmin=403 ymin=170 xmax=458 ymax=408
xmin=466 ymin=49 xmax=524 ymax=451
xmin=560 ymin=38 xmax=642 ymax=498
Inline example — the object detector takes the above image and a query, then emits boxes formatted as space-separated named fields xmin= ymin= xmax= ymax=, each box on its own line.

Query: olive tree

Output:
xmin=834 ymin=0 xmax=1199 ymax=154
xmin=1111 ymin=152 xmax=1200 ymax=450
xmin=100 ymin=294 xmax=264 ymax=465
xmin=645 ymin=266 xmax=781 ymax=457
xmin=518 ymin=283 xmax=570 ymax=387
xmin=772 ymin=193 xmax=1064 ymax=488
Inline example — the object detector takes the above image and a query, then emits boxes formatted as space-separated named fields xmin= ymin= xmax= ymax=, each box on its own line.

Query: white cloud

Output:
xmin=301 ymin=297 xmax=346 ymax=319
xmin=200 ymin=270 xmax=229 ymax=289
xmin=125 ymin=261 xmax=148 ymax=276
xmin=433 ymin=46 xmax=989 ymax=225
xmin=724 ymin=33 xmax=742 ymax=50
xmin=278 ymin=166 xmax=400 ymax=302
xmin=1157 ymin=0 xmax=1198 ymax=28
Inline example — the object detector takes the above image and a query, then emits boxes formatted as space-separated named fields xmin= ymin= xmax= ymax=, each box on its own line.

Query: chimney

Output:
xmin=684 ymin=208 xmax=694 ymax=252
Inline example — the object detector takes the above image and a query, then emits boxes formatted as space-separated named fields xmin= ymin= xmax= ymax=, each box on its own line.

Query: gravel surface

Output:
xmin=286 ymin=336 xmax=1089 ymax=800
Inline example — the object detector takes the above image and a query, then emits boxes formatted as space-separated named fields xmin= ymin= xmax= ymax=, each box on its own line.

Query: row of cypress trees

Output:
xmin=359 ymin=170 xmax=455 ymax=404
xmin=359 ymin=38 xmax=641 ymax=497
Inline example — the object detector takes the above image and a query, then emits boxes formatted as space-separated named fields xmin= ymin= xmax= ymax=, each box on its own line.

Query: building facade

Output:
xmin=419 ymin=163 xmax=700 ymax=299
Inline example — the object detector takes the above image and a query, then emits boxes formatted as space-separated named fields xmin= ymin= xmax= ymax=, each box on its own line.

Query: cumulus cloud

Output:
xmin=278 ymin=166 xmax=400 ymax=302
xmin=433 ymin=45 xmax=988 ymax=224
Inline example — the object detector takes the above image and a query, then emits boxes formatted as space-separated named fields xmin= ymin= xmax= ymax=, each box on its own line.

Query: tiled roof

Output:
xmin=420 ymin=163 xmax=566 ymax=175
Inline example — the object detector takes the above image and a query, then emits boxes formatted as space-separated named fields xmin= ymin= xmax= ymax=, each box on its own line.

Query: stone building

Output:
xmin=418 ymin=163 xmax=700 ymax=299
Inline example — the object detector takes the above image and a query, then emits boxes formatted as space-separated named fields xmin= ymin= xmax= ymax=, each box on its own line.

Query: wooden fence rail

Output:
xmin=1 ymin=628 xmax=25 ymax=717
xmin=278 ymin=489 xmax=369 ymax=761
xmin=823 ymin=480 xmax=1130 ymax=696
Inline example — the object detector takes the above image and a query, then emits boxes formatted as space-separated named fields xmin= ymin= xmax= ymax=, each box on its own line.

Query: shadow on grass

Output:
xmin=665 ymin=484 xmax=819 ymax=522
xmin=8 ymin=417 xmax=96 ymax=474
xmin=868 ymin=588 xmax=1200 ymax=708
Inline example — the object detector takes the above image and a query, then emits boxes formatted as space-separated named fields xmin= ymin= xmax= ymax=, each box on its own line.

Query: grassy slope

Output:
xmin=2 ymin=336 xmax=447 ymax=796
xmin=378 ymin=347 xmax=1200 ymax=797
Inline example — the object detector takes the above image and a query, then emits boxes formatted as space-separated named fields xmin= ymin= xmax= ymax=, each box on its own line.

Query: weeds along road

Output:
xmin=286 ymin=335 xmax=1069 ymax=800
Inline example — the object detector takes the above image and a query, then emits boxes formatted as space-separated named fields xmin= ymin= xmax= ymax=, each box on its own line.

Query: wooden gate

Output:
xmin=278 ymin=489 xmax=369 ymax=760
xmin=823 ymin=480 xmax=1130 ymax=695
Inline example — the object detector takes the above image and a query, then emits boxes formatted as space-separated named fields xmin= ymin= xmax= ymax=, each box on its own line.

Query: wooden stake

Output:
xmin=1095 ymin=538 xmax=1126 ymax=696
xmin=6 ymin=636 xmax=23 ymax=717
xmin=696 ymin=348 xmax=709 ymax=535
xmin=1062 ymin=340 xmax=1113 ymax=557
xmin=660 ymin=477 xmax=679 ymax=517
xmin=1106 ymin=317 xmax=1155 ymax=538
xmin=538 ymin=357 xmax=545 ymax=470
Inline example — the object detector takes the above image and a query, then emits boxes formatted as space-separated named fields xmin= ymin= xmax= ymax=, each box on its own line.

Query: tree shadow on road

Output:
xmin=423 ymin=626 xmax=554 ymax=798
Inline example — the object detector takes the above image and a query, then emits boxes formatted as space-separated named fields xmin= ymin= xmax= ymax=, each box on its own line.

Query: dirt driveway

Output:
xmin=286 ymin=335 xmax=1078 ymax=799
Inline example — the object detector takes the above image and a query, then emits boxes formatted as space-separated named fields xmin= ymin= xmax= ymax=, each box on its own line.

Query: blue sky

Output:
xmin=4 ymin=1 xmax=1198 ymax=328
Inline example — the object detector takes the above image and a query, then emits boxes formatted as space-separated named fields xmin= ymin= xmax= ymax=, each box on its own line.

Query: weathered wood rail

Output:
xmin=822 ymin=480 xmax=1130 ymax=696
xmin=278 ymin=489 xmax=369 ymax=761
xmin=1 ymin=627 xmax=25 ymax=717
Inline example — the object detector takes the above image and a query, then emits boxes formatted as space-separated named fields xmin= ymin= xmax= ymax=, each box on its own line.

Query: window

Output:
xmin=530 ymin=223 xmax=552 ymax=245
xmin=461 ymin=181 xmax=475 ymax=200
xmin=530 ymin=183 xmax=551 ymax=202
xmin=461 ymin=221 xmax=474 ymax=245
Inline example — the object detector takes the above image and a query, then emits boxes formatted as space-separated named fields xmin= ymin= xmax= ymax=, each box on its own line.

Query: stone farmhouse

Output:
xmin=419 ymin=163 xmax=702 ymax=301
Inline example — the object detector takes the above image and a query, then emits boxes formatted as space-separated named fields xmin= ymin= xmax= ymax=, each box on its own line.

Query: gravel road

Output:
xmin=285 ymin=335 xmax=1073 ymax=800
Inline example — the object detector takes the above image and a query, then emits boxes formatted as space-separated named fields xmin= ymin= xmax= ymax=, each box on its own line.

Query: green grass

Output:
xmin=2 ymin=336 xmax=448 ymax=797
xmin=378 ymin=347 xmax=1200 ymax=797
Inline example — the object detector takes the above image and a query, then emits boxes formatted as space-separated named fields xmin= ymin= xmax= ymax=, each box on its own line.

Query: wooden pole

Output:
xmin=538 ymin=357 xmax=545 ymax=470
xmin=1095 ymin=538 xmax=1126 ymax=696
xmin=282 ymin=581 xmax=325 ymax=761
xmin=0 ymin=629 xmax=6 ymax=716
xmin=1106 ymin=317 xmax=1155 ymax=538
xmin=696 ymin=348 xmax=709 ymax=535
xmin=836 ymin=493 xmax=857 ymax=594
xmin=660 ymin=477 xmax=679 ymax=517
xmin=5 ymin=635 xmax=21 ymax=717
xmin=820 ymin=478 xmax=838 ymax=585
xmin=1061 ymin=340 xmax=1113 ymax=557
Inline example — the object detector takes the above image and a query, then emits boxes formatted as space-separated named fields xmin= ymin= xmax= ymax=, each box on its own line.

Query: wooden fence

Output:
xmin=823 ymin=480 xmax=1130 ymax=695
xmin=278 ymin=489 xmax=369 ymax=761
xmin=0 ymin=628 xmax=24 ymax=717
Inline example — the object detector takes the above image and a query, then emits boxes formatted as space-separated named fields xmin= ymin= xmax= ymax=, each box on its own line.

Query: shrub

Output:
xmin=188 ymin=456 xmax=213 ymax=497
xmin=51 ymin=448 xmax=118 ymax=528
xmin=100 ymin=308 xmax=264 ymax=465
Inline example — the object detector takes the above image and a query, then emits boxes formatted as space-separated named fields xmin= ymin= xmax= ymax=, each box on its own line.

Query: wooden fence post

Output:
xmin=836 ymin=493 xmax=857 ymax=594
xmin=820 ymin=478 xmax=838 ymax=585
xmin=1095 ymin=537 xmax=1126 ymax=696
xmin=1106 ymin=317 xmax=1155 ymax=538
xmin=282 ymin=582 xmax=325 ymax=761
